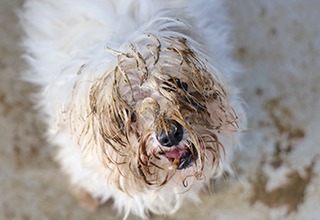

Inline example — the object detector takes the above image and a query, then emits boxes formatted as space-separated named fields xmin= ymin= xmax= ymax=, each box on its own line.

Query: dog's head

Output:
xmin=71 ymin=34 xmax=240 ymax=193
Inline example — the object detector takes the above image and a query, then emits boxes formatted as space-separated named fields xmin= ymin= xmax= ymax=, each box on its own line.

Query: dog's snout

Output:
xmin=157 ymin=120 xmax=183 ymax=147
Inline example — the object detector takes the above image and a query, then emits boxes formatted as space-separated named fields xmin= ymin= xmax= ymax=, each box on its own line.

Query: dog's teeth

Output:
xmin=169 ymin=157 xmax=180 ymax=170
xmin=168 ymin=164 xmax=178 ymax=170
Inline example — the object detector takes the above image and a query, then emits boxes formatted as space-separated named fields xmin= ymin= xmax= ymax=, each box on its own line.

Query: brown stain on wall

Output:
xmin=263 ymin=98 xmax=306 ymax=169
xmin=0 ymin=87 xmax=50 ymax=169
xmin=249 ymin=160 xmax=315 ymax=214
xmin=264 ymin=98 xmax=305 ymax=140
xmin=269 ymin=27 xmax=277 ymax=36
xmin=270 ymin=142 xmax=282 ymax=168
xmin=235 ymin=46 xmax=248 ymax=61
xmin=270 ymin=142 xmax=293 ymax=169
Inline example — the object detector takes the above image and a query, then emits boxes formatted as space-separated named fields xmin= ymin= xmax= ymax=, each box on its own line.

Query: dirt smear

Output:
xmin=249 ymin=160 xmax=315 ymax=214
xmin=264 ymin=98 xmax=305 ymax=141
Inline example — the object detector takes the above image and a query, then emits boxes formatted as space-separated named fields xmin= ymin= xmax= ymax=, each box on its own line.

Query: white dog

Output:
xmin=20 ymin=0 xmax=245 ymax=219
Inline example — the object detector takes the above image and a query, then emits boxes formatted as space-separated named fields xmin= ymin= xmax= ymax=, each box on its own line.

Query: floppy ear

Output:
xmin=87 ymin=75 xmax=131 ymax=157
xmin=206 ymin=92 xmax=240 ymax=132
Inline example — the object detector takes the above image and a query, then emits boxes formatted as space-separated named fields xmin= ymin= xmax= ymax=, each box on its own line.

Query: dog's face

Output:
xmin=75 ymin=35 xmax=239 ymax=192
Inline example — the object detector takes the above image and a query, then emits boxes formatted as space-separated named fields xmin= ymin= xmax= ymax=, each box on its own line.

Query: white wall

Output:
xmin=0 ymin=0 xmax=319 ymax=219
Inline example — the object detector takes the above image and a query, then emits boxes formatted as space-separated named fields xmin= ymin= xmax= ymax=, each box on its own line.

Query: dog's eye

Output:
xmin=174 ymin=78 xmax=188 ymax=91
xmin=131 ymin=111 xmax=137 ymax=123
xmin=163 ymin=78 xmax=205 ymax=111
xmin=118 ymin=109 xmax=137 ymax=132
xmin=124 ymin=109 xmax=136 ymax=123
xmin=163 ymin=78 xmax=188 ymax=92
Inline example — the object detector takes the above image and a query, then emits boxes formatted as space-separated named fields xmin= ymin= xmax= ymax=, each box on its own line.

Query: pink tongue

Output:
xmin=165 ymin=148 xmax=187 ymax=159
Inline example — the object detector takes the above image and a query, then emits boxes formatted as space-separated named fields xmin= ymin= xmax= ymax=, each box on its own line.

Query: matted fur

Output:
xmin=20 ymin=0 xmax=246 ymax=218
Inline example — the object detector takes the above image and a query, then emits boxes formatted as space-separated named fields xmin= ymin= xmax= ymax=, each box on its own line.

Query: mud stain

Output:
xmin=255 ymin=88 xmax=263 ymax=96
xmin=269 ymin=27 xmax=277 ymax=36
xmin=264 ymin=98 xmax=305 ymax=141
xmin=270 ymin=142 xmax=293 ymax=169
xmin=270 ymin=142 xmax=282 ymax=168
xmin=249 ymin=160 xmax=315 ymax=214
xmin=235 ymin=46 xmax=248 ymax=61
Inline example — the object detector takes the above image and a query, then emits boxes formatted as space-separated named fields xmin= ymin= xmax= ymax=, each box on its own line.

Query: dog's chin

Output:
xmin=160 ymin=143 xmax=198 ymax=170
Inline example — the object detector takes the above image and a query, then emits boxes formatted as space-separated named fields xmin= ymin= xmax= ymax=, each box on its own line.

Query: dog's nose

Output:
xmin=157 ymin=120 xmax=183 ymax=147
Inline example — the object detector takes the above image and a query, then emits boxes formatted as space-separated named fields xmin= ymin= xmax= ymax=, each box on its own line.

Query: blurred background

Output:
xmin=1 ymin=0 xmax=320 ymax=219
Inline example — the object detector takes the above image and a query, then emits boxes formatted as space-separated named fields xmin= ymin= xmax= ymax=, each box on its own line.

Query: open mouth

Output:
xmin=162 ymin=143 xmax=198 ymax=170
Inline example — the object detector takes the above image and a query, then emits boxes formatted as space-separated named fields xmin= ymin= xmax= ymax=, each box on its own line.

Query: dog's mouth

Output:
xmin=160 ymin=143 xmax=198 ymax=170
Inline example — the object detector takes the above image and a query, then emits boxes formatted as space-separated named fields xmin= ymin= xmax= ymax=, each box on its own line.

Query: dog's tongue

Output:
xmin=165 ymin=148 xmax=187 ymax=159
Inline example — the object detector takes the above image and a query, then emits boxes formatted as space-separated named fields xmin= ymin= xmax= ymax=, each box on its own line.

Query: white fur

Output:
xmin=20 ymin=0 xmax=245 ymax=219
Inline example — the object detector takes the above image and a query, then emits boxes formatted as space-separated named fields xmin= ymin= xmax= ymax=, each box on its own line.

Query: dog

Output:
xmin=20 ymin=0 xmax=245 ymax=218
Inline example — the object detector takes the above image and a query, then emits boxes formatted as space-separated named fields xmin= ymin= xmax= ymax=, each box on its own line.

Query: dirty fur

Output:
xmin=20 ymin=0 xmax=246 ymax=219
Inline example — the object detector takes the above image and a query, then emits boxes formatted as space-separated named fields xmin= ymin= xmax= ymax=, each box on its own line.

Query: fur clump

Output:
xmin=20 ymin=0 xmax=245 ymax=218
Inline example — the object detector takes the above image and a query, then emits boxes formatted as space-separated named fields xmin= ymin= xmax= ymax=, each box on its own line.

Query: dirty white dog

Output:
xmin=21 ymin=0 xmax=245 ymax=219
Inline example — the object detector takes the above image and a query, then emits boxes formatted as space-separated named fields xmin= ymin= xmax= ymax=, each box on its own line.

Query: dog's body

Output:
xmin=21 ymin=0 xmax=245 ymax=218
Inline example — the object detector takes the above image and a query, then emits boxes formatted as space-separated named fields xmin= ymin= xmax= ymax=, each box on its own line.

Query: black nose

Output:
xmin=157 ymin=120 xmax=183 ymax=147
